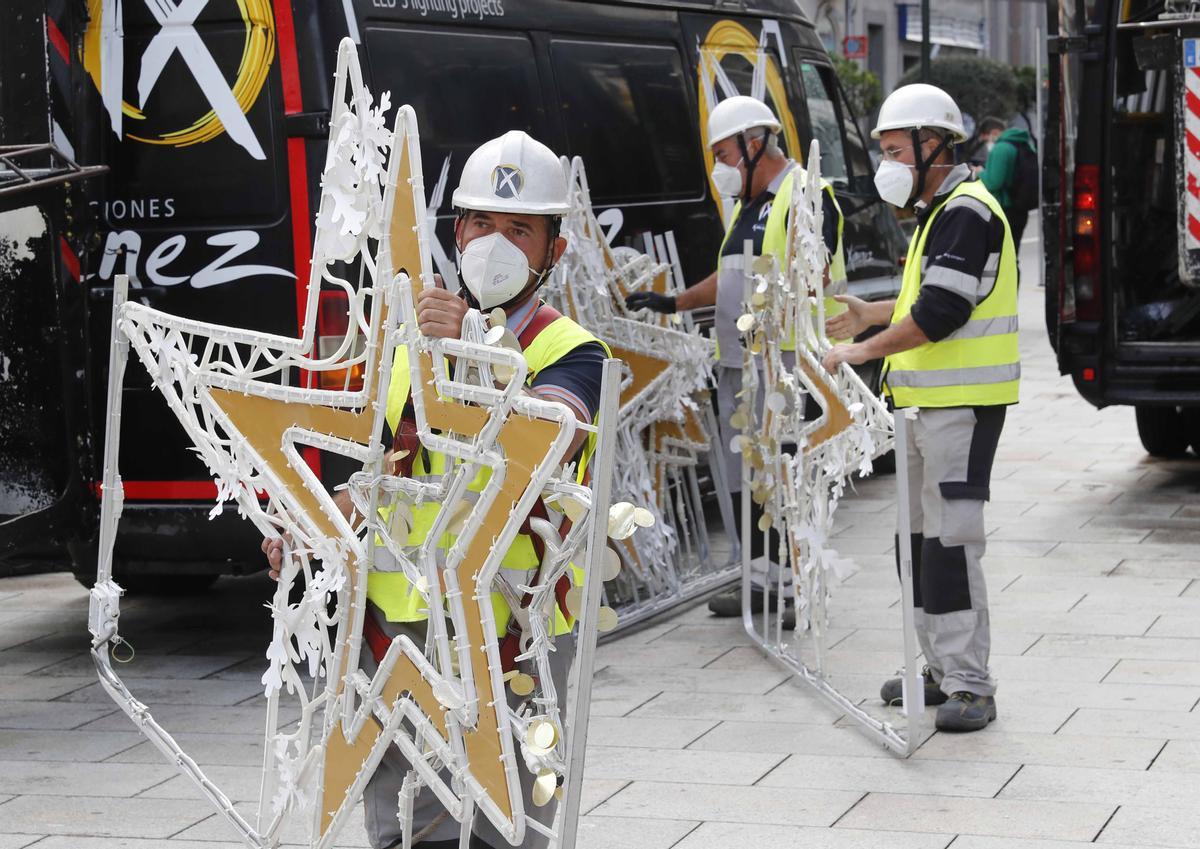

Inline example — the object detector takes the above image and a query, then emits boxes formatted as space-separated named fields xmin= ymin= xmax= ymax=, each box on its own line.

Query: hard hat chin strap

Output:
xmin=909 ymin=127 xmax=951 ymax=205
xmin=736 ymin=131 xmax=771 ymax=203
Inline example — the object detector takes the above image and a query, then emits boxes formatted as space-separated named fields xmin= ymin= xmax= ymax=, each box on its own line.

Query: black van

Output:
xmin=0 ymin=0 xmax=905 ymax=584
xmin=1045 ymin=0 xmax=1200 ymax=456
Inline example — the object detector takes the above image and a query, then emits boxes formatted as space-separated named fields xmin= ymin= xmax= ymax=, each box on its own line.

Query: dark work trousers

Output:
xmin=895 ymin=405 xmax=1006 ymax=697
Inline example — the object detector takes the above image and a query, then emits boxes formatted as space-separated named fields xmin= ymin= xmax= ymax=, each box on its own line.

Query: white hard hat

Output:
xmin=452 ymin=130 xmax=569 ymax=216
xmin=707 ymin=95 xmax=782 ymax=146
xmin=872 ymin=83 xmax=969 ymax=143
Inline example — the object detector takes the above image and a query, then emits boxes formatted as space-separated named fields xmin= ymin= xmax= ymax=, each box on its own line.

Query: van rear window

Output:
xmin=363 ymin=27 xmax=548 ymax=205
xmin=549 ymin=39 xmax=704 ymax=204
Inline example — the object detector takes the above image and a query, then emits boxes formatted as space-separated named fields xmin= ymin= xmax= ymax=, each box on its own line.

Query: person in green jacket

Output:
xmin=978 ymin=125 xmax=1037 ymax=246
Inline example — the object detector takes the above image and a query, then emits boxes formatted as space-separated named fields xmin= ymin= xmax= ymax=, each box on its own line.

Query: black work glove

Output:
xmin=625 ymin=291 xmax=677 ymax=314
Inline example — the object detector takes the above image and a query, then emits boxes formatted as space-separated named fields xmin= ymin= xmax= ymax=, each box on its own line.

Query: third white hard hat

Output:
xmin=707 ymin=95 xmax=782 ymax=146
xmin=872 ymin=83 xmax=968 ymax=143
xmin=452 ymin=130 xmax=569 ymax=216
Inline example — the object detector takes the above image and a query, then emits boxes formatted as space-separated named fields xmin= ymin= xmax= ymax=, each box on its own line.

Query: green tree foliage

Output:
xmin=897 ymin=56 xmax=1018 ymax=125
xmin=832 ymin=55 xmax=883 ymax=118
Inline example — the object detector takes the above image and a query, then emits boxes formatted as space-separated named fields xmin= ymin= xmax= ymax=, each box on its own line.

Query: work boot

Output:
xmin=935 ymin=691 xmax=997 ymax=732
xmin=708 ymin=587 xmax=796 ymax=630
xmin=879 ymin=667 xmax=948 ymax=707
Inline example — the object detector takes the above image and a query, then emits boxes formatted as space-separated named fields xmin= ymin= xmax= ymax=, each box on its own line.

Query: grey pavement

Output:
xmin=2 ymin=223 xmax=1199 ymax=847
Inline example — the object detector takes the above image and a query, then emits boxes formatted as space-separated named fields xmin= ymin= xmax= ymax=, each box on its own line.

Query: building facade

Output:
xmin=802 ymin=0 xmax=1046 ymax=99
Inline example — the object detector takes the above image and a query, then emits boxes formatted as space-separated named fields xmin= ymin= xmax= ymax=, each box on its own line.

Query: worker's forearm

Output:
xmin=675 ymin=271 xmax=718 ymax=311
xmin=867 ymin=299 xmax=897 ymax=327
xmin=859 ymin=315 xmax=929 ymax=359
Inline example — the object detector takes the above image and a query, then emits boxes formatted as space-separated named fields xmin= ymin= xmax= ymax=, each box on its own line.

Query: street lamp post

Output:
xmin=921 ymin=0 xmax=931 ymax=81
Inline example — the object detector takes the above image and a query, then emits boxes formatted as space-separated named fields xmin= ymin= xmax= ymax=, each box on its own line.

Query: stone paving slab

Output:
xmin=584 ymin=716 xmax=718 ymax=749
xmin=1149 ymin=739 xmax=1200 ymax=772
xmin=835 ymin=793 xmax=1117 ymax=842
xmin=685 ymin=719 xmax=895 ymax=758
xmin=757 ymin=753 xmax=1020 ymax=797
xmin=575 ymin=815 xmax=697 ymax=849
xmin=0 ymin=729 xmax=145 ymax=762
xmin=672 ymin=822 xmax=952 ymax=849
xmin=0 ymin=699 xmax=117 ymax=730
xmin=19 ymin=840 xmax=247 ymax=849
xmin=1095 ymin=805 xmax=1200 ymax=847
xmin=1057 ymin=707 xmax=1200 ymax=740
xmin=0 ymin=760 xmax=177 ymax=797
xmin=0 ymin=673 xmax=94 ymax=701
xmin=589 ymin=780 xmax=863 ymax=827
xmin=583 ymin=745 xmax=784 ymax=786
xmin=998 ymin=763 xmax=1200 ymax=808
xmin=0 ymin=794 xmax=213 ymax=839
xmin=951 ymin=838 xmax=1146 ymax=849
xmin=106 ymin=732 xmax=267 ymax=767
xmin=0 ymin=834 xmax=38 ymax=849
xmin=911 ymin=730 xmax=1164 ymax=771
xmin=593 ymin=661 xmax=789 ymax=696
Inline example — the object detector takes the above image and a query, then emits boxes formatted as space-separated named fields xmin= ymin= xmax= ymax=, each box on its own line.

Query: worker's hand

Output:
xmin=416 ymin=286 xmax=469 ymax=339
xmin=625 ymin=291 xmax=677 ymax=314
xmin=825 ymin=294 xmax=872 ymax=340
xmin=260 ymin=534 xmax=293 ymax=582
xmin=821 ymin=343 xmax=869 ymax=374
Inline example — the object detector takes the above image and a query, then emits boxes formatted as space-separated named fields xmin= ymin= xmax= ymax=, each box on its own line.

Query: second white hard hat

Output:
xmin=452 ymin=130 xmax=569 ymax=216
xmin=707 ymin=95 xmax=782 ymax=146
xmin=872 ymin=83 xmax=969 ymax=143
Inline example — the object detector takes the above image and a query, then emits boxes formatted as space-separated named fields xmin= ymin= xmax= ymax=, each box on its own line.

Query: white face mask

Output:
xmin=458 ymin=232 xmax=532 ymax=310
xmin=874 ymin=160 xmax=915 ymax=208
xmin=711 ymin=160 xmax=744 ymax=198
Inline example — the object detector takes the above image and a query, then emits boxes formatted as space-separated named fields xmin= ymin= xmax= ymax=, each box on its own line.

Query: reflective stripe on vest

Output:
xmin=372 ymin=307 xmax=608 ymax=636
xmin=884 ymin=180 xmax=1020 ymax=409
xmin=715 ymin=167 xmax=848 ymax=357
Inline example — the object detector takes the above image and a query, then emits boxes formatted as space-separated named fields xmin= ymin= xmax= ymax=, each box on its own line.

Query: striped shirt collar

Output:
xmin=505 ymin=293 xmax=542 ymax=341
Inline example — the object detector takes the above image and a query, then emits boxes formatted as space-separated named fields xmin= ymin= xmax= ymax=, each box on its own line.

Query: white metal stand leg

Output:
xmin=894 ymin=408 xmax=926 ymax=750
xmin=557 ymin=358 xmax=621 ymax=849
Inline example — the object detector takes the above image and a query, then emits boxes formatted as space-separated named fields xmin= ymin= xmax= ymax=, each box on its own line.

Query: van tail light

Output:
xmin=1071 ymin=164 xmax=1102 ymax=322
xmin=315 ymin=290 xmax=364 ymax=391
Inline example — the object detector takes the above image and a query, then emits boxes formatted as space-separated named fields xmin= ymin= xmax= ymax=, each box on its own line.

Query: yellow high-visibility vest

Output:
xmin=885 ymin=179 xmax=1020 ymax=408
xmin=371 ymin=306 xmax=608 ymax=637
xmin=716 ymin=167 xmax=847 ymax=356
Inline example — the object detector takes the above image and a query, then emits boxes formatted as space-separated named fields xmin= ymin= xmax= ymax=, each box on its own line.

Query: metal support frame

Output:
xmin=733 ymin=140 xmax=927 ymax=756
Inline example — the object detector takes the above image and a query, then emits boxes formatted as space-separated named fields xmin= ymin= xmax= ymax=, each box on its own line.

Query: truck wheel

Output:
xmin=71 ymin=570 xmax=219 ymax=589
xmin=1135 ymin=406 xmax=1190 ymax=458
xmin=1184 ymin=408 xmax=1200 ymax=456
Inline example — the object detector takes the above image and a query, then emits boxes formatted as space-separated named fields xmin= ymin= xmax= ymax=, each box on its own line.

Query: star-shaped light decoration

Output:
xmin=730 ymin=141 xmax=924 ymax=755
xmin=88 ymin=38 xmax=639 ymax=849
xmin=544 ymin=158 xmax=737 ymax=625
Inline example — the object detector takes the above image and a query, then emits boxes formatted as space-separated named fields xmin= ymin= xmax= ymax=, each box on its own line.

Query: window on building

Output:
xmin=550 ymin=39 xmax=703 ymax=204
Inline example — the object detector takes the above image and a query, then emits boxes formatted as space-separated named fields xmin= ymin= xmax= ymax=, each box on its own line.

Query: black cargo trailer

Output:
xmin=1045 ymin=0 xmax=1200 ymax=455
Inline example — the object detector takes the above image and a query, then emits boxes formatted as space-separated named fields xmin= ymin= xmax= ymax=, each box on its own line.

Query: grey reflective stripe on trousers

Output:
xmin=887 ymin=362 xmax=1020 ymax=388
xmin=943 ymin=315 xmax=1018 ymax=342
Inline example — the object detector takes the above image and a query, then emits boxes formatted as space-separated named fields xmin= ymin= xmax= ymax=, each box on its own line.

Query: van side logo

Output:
xmin=82 ymin=0 xmax=276 ymax=160
xmin=491 ymin=165 xmax=524 ymax=199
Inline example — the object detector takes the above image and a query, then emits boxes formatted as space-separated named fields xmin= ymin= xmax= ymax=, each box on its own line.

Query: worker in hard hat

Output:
xmin=264 ymin=131 xmax=609 ymax=847
xmin=821 ymin=83 xmax=1019 ymax=733
xmin=624 ymin=95 xmax=846 ymax=628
